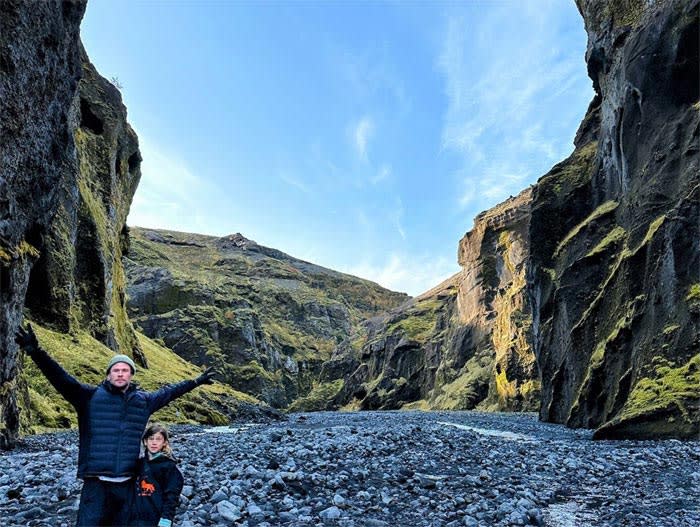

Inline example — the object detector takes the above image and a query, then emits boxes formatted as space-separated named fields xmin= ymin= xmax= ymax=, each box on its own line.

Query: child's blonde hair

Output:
xmin=143 ymin=423 xmax=174 ymax=457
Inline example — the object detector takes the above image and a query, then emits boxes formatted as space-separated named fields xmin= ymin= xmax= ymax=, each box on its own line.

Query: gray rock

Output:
xmin=216 ymin=500 xmax=242 ymax=523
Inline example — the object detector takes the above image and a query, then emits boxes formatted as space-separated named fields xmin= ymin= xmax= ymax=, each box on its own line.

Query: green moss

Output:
xmin=540 ymin=141 xmax=598 ymax=196
xmin=227 ymin=360 xmax=277 ymax=384
xmin=262 ymin=318 xmax=334 ymax=361
xmin=431 ymin=355 xmax=491 ymax=410
xmin=0 ymin=240 xmax=40 ymax=266
xmin=573 ymin=311 xmax=634 ymax=413
xmin=287 ymin=379 xmax=344 ymax=412
xmin=401 ymin=400 xmax=429 ymax=410
xmin=542 ymin=267 xmax=557 ymax=282
xmin=555 ymin=200 xmax=619 ymax=257
xmin=602 ymin=0 xmax=647 ymax=29
xmin=385 ymin=297 xmax=443 ymax=343
xmin=617 ymin=354 xmax=700 ymax=421
xmin=495 ymin=369 xmax=516 ymax=400
xmin=685 ymin=284 xmax=700 ymax=302
xmin=498 ymin=231 xmax=511 ymax=248
xmin=519 ymin=380 xmax=540 ymax=398
xmin=638 ymin=215 xmax=665 ymax=250
xmin=586 ymin=226 xmax=627 ymax=258
xmin=662 ymin=324 xmax=681 ymax=335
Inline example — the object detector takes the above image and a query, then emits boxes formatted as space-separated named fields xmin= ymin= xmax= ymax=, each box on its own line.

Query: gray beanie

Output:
xmin=106 ymin=354 xmax=136 ymax=374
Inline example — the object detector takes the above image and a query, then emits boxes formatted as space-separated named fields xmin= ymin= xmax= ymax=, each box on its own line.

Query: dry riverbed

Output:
xmin=1 ymin=411 xmax=697 ymax=526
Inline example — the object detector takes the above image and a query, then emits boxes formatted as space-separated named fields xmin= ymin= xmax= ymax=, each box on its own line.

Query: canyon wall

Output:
xmin=530 ymin=0 xmax=699 ymax=438
xmin=0 ymin=0 xmax=87 ymax=449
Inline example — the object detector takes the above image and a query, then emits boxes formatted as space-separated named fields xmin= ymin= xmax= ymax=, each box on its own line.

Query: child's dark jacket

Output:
xmin=130 ymin=453 xmax=184 ymax=527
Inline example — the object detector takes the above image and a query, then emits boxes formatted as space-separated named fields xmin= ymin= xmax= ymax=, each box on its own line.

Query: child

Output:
xmin=130 ymin=424 xmax=184 ymax=527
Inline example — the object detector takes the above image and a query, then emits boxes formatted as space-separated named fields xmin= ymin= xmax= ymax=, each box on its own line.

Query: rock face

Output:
xmin=24 ymin=51 xmax=145 ymax=365
xmin=124 ymin=228 xmax=409 ymax=408
xmin=0 ymin=0 xmax=87 ymax=449
xmin=325 ymin=189 xmax=540 ymax=413
xmin=530 ymin=0 xmax=699 ymax=438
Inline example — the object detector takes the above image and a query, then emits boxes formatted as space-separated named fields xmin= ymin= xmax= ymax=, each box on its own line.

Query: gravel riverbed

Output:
xmin=1 ymin=411 xmax=697 ymax=527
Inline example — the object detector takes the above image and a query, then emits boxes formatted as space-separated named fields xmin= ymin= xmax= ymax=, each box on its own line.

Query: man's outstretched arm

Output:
xmin=15 ymin=324 xmax=91 ymax=407
xmin=146 ymin=367 xmax=217 ymax=413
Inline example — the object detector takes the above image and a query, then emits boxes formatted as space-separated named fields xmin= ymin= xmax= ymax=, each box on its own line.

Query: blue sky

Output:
xmin=81 ymin=0 xmax=593 ymax=296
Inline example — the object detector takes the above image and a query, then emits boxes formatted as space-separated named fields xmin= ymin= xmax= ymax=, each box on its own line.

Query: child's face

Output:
xmin=145 ymin=432 xmax=166 ymax=454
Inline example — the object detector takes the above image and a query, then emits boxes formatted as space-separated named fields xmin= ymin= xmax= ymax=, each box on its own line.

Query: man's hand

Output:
xmin=15 ymin=324 xmax=39 ymax=355
xmin=195 ymin=366 xmax=217 ymax=386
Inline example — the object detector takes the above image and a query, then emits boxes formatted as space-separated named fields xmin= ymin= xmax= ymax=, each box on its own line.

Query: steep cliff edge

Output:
xmin=0 ymin=0 xmax=87 ymax=449
xmin=530 ymin=0 xmax=699 ymax=439
xmin=22 ymin=50 xmax=146 ymax=366
xmin=322 ymin=189 xmax=540 ymax=413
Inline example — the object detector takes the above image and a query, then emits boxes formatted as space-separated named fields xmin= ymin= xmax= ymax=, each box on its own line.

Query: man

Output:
xmin=15 ymin=324 xmax=216 ymax=526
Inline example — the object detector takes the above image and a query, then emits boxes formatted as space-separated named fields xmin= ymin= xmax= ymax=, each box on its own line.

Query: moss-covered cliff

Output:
xmin=0 ymin=0 xmax=87 ymax=449
xmin=320 ymin=189 xmax=540 ymax=413
xmin=23 ymin=51 xmax=146 ymax=365
xmin=530 ymin=0 xmax=699 ymax=439
xmin=124 ymin=227 xmax=409 ymax=408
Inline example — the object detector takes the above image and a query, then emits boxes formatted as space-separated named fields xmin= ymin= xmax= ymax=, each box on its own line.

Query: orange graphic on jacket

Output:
xmin=139 ymin=478 xmax=156 ymax=496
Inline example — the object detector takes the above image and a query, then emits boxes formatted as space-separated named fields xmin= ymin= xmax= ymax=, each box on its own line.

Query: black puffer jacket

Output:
xmin=29 ymin=346 xmax=198 ymax=478
xmin=130 ymin=454 xmax=184 ymax=527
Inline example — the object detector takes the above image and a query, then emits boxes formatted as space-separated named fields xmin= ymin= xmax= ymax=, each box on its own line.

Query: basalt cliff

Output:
xmin=1 ymin=0 xmax=88 ymax=448
xmin=532 ymin=0 xmax=699 ymax=439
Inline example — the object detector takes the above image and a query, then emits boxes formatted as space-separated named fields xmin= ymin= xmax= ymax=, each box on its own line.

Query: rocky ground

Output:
xmin=0 ymin=411 xmax=698 ymax=527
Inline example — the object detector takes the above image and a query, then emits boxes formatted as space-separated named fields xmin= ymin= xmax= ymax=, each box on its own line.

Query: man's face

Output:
xmin=107 ymin=363 xmax=133 ymax=390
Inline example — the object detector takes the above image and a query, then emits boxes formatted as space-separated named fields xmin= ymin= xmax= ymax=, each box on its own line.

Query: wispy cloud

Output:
xmin=438 ymin=1 xmax=592 ymax=211
xmin=353 ymin=116 xmax=375 ymax=161
xmin=343 ymin=252 xmax=458 ymax=296
xmin=280 ymin=171 xmax=312 ymax=194
xmin=336 ymin=47 xmax=411 ymax=116
xmin=371 ymin=163 xmax=392 ymax=185
xmin=392 ymin=197 xmax=406 ymax=240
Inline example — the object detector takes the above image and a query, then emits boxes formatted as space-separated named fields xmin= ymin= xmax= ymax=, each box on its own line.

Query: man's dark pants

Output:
xmin=77 ymin=478 xmax=132 ymax=526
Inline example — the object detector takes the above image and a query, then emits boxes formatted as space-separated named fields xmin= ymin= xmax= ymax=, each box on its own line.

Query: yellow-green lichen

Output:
xmin=617 ymin=354 xmax=700 ymax=421
xmin=555 ymin=200 xmax=619 ymax=257
xmin=586 ymin=226 xmax=627 ymax=258
xmin=287 ymin=379 xmax=344 ymax=412
xmin=686 ymin=283 xmax=700 ymax=302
